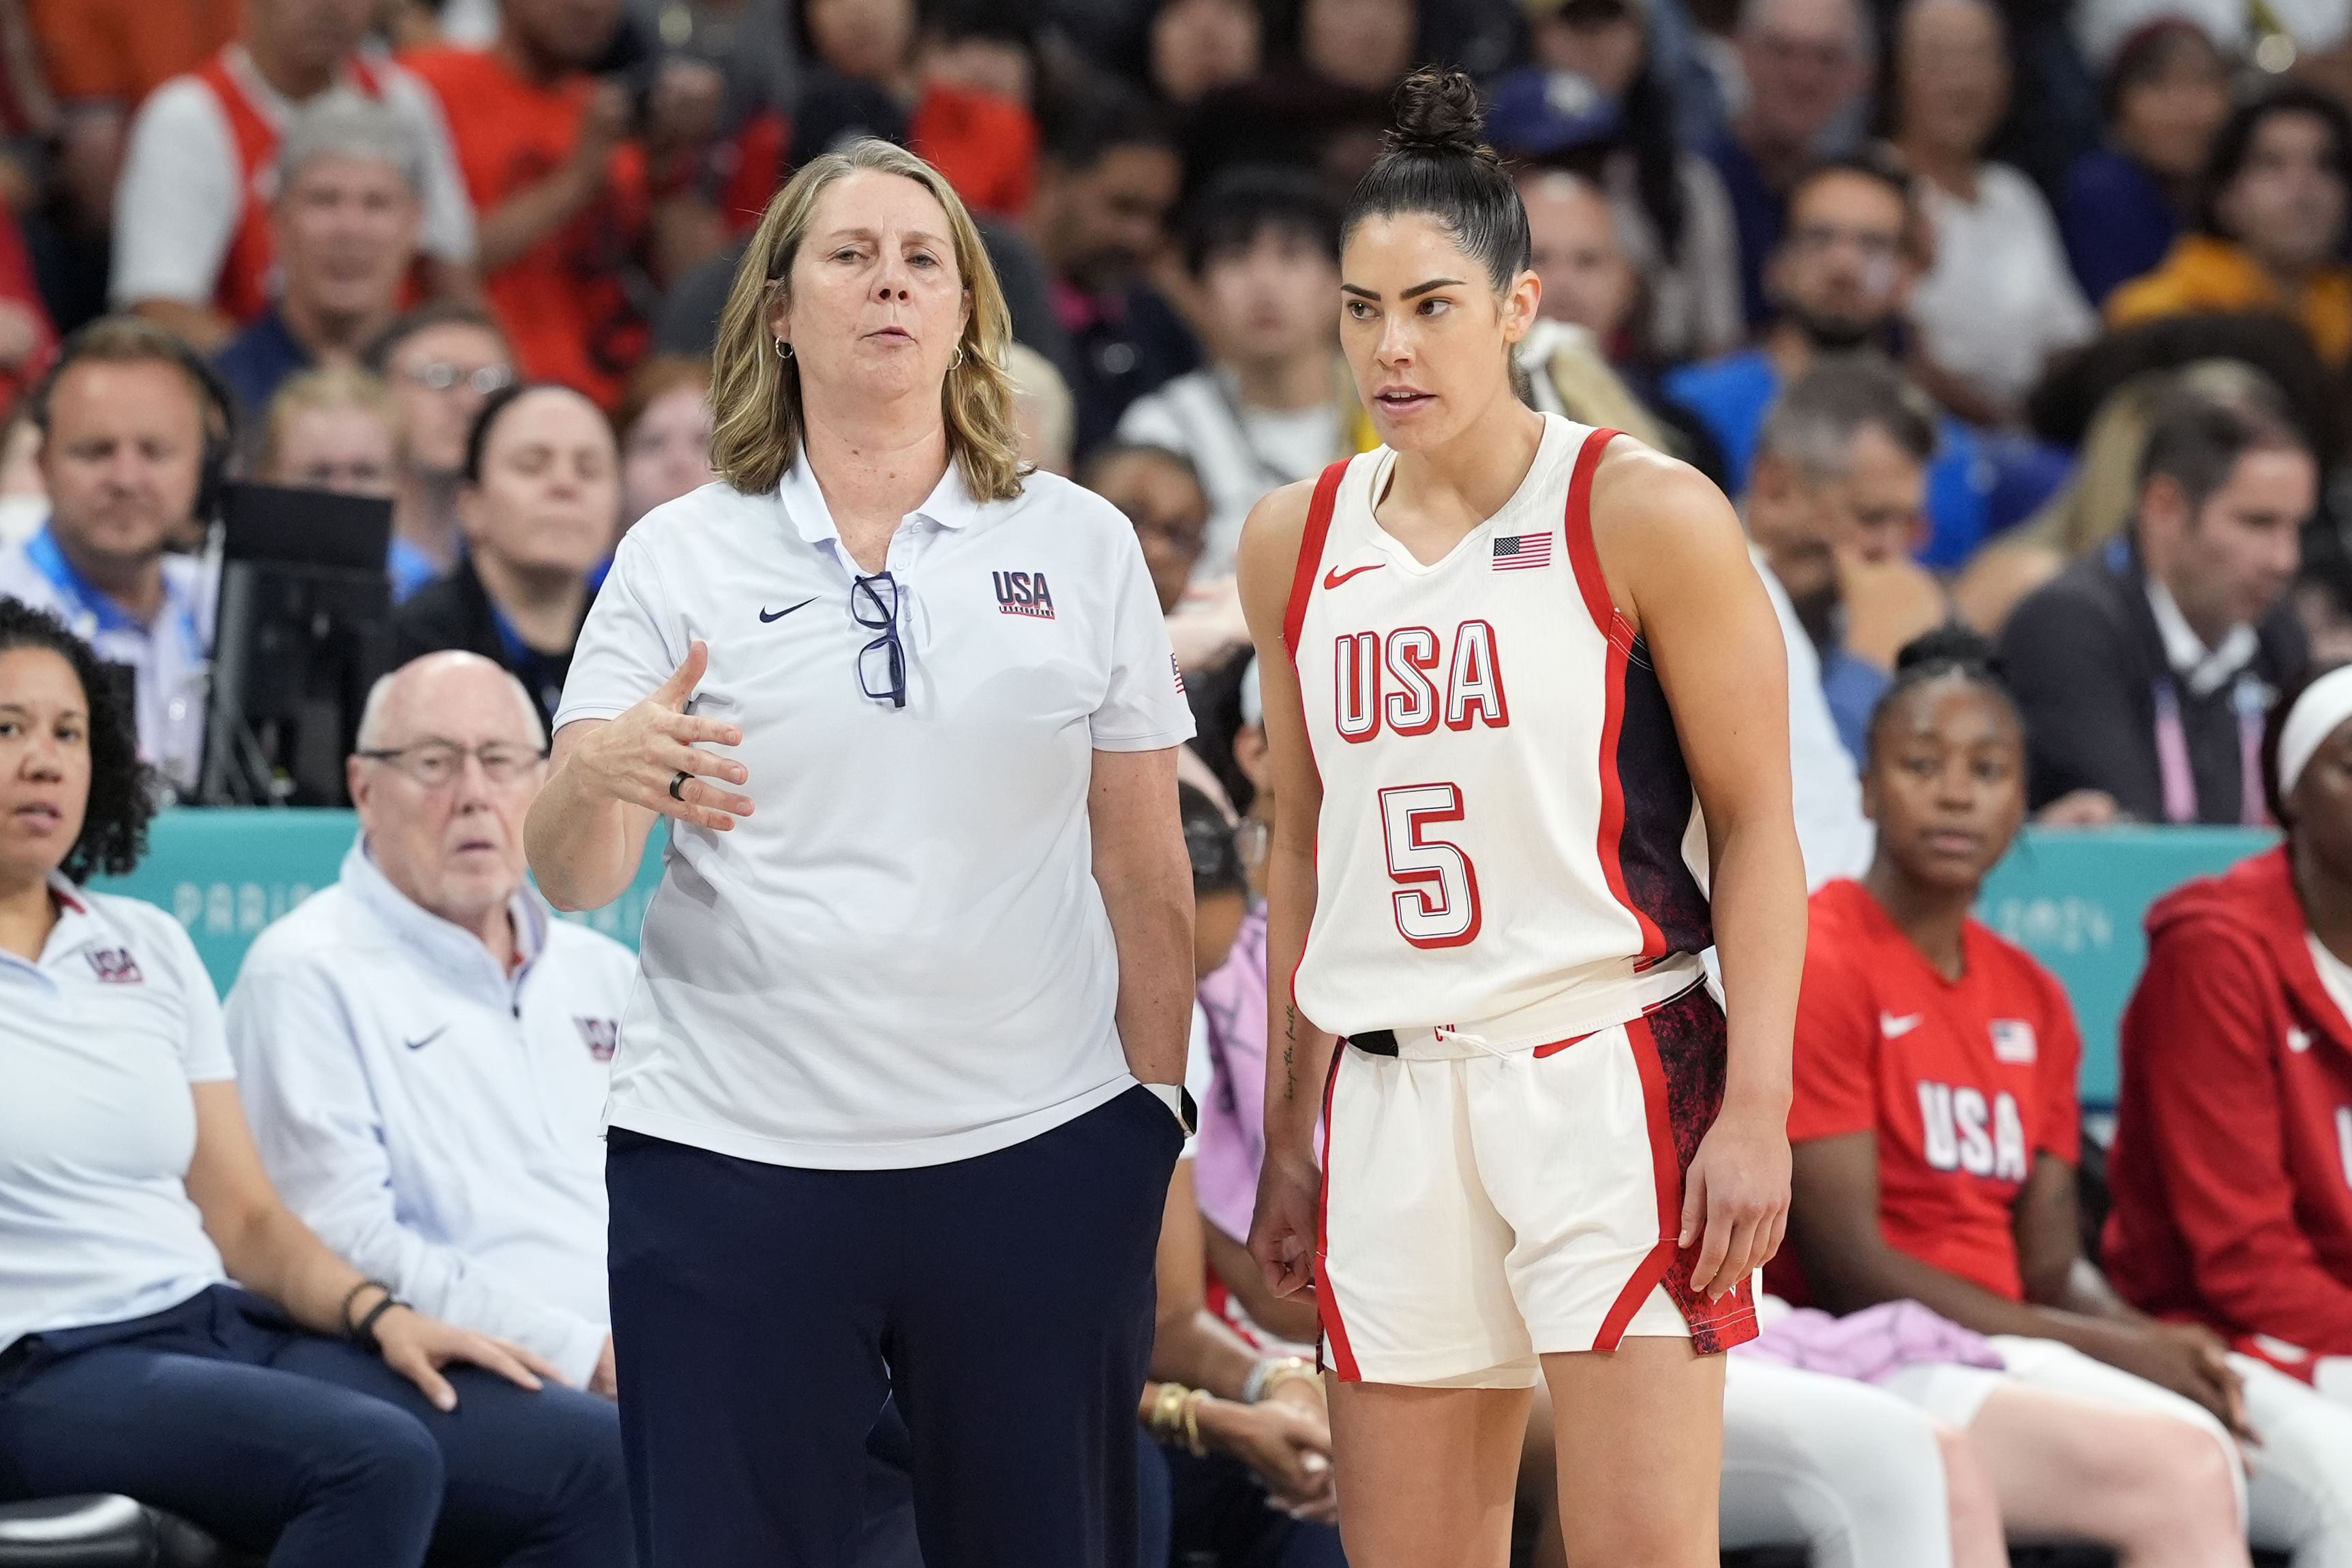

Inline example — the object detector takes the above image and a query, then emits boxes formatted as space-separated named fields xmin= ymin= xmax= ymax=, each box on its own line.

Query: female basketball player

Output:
xmin=1238 ymin=69 xmax=1805 ymax=1568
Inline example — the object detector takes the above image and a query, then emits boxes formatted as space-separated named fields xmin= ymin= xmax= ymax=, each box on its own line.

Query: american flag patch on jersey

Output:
xmin=1171 ymin=653 xmax=1186 ymax=694
xmin=1492 ymin=532 xmax=1552 ymax=571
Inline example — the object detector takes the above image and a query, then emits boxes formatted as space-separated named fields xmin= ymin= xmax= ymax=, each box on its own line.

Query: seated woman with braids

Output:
xmin=1781 ymin=624 xmax=2352 ymax=1565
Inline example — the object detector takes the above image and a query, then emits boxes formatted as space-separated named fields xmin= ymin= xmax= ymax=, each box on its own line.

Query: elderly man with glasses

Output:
xmin=222 ymin=649 xmax=636 ymax=1400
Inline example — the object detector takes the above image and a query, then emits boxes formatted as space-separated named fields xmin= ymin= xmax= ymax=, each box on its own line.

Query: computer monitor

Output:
xmin=197 ymin=482 xmax=394 ymax=806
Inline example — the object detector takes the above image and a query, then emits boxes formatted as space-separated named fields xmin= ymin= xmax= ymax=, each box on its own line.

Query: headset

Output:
xmin=26 ymin=318 xmax=241 ymax=527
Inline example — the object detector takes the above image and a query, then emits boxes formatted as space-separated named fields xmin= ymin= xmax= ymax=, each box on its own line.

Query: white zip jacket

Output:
xmin=224 ymin=837 xmax=635 ymax=1386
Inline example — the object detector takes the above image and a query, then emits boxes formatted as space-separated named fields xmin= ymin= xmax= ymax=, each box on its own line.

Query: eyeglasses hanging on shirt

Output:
xmin=2152 ymin=673 xmax=2270 ymax=826
xmin=852 ymin=572 xmax=907 ymax=708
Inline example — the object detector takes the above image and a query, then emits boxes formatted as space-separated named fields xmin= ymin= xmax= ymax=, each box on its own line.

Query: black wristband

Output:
xmin=352 ymin=1291 xmax=404 ymax=1355
xmin=337 ymin=1279 xmax=380 ymax=1336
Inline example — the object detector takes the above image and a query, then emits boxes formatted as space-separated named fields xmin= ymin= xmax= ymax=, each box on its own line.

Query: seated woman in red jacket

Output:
xmin=2106 ymin=663 xmax=2352 ymax=1400
xmin=1782 ymin=626 xmax=2352 ymax=1565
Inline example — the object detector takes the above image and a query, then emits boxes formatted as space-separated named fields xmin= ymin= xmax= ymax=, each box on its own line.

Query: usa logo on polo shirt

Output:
xmin=575 ymin=1017 xmax=619 ymax=1062
xmin=993 ymin=571 xmax=1055 ymax=619
xmin=86 ymin=948 xmax=144 ymax=984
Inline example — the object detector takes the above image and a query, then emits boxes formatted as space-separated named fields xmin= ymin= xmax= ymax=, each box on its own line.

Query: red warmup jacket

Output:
xmin=2104 ymin=846 xmax=2352 ymax=1357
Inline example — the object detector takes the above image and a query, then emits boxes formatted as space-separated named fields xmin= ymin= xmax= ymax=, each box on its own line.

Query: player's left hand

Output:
xmin=1680 ymin=1105 xmax=1791 ymax=1303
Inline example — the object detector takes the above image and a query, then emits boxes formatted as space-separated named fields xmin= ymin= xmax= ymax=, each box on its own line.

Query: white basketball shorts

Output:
xmin=1314 ymin=982 xmax=1758 ymax=1389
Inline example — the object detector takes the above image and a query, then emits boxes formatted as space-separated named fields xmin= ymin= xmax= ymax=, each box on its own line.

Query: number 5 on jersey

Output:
xmin=1379 ymin=783 xmax=1481 ymax=948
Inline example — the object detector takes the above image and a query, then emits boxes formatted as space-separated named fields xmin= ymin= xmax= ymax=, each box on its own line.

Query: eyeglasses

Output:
xmin=851 ymin=572 xmax=907 ymax=709
xmin=399 ymin=360 xmax=515 ymax=396
xmin=357 ymin=739 xmax=548 ymax=787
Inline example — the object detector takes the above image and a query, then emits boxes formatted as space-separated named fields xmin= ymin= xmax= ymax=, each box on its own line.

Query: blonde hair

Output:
xmin=260 ymin=363 xmax=402 ymax=476
xmin=710 ymin=138 xmax=1022 ymax=500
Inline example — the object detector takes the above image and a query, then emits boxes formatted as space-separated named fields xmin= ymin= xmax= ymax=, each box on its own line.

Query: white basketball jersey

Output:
xmin=1284 ymin=416 xmax=1711 ymax=1049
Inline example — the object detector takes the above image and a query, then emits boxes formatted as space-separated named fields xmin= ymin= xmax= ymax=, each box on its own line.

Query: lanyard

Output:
xmin=2152 ymin=674 xmax=2268 ymax=826
xmin=24 ymin=524 xmax=205 ymax=654
xmin=25 ymin=524 xmax=137 ymax=637
xmin=487 ymin=600 xmax=568 ymax=721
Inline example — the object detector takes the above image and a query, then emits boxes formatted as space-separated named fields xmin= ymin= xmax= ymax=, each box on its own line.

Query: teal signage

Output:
xmin=89 ymin=809 xmax=667 ymax=991
xmin=91 ymin=811 xmax=2278 ymax=1109
xmin=1974 ymin=824 xmax=2273 ymax=1106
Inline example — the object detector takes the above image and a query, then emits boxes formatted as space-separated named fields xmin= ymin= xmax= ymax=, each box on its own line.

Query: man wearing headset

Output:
xmin=0 ymin=317 xmax=230 ymax=794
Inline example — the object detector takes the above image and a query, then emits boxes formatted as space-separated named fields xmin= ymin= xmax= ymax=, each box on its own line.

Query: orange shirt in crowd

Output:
xmin=2107 ymin=232 xmax=2352 ymax=369
xmin=400 ymin=46 xmax=647 ymax=408
xmin=25 ymin=0 xmax=238 ymax=105
xmin=910 ymin=82 xmax=1035 ymax=217
xmin=1773 ymin=878 xmax=2084 ymax=1304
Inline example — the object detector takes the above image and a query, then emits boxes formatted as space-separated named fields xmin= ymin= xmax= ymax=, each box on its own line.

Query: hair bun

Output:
xmin=1894 ymin=623 xmax=2002 ymax=678
xmin=1386 ymin=67 xmax=1490 ymax=160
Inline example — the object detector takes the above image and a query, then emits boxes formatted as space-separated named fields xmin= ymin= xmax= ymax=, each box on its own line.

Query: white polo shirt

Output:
xmin=554 ymin=457 xmax=1194 ymax=1170
xmin=0 ymin=526 xmax=215 ymax=794
xmin=224 ymin=837 xmax=634 ymax=1386
xmin=0 ymin=876 xmax=231 ymax=1355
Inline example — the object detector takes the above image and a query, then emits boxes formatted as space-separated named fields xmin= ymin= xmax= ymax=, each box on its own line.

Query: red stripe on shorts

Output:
xmin=1313 ymin=1046 xmax=1363 ymax=1381
xmin=1594 ymin=1010 xmax=1680 ymax=1350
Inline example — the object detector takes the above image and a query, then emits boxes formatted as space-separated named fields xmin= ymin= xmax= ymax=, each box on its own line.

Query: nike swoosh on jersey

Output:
xmin=404 ymin=1024 xmax=451 ymax=1051
xmin=1322 ymin=562 xmax=1385 ymax=590
xmin=1880 ymin=1012 xmax=1925 ymax=1038
xmin=759 ymin=597 xmax=818 ymax=622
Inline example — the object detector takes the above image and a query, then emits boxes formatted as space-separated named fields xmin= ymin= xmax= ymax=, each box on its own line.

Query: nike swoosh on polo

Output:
xmin=404 ymin=1025 xmax=451 ymax=1052
xmin=1880 ymin=1012 xmax=1925 ymax=1038
xmin=759 ymin=597 xmax=818 ymax=623
xmin=1322 ymin=562 xmax=1385 ymax=590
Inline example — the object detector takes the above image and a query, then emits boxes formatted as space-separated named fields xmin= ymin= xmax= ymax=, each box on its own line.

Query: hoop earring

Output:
xmin=948 ymin=344 xmax=965 ymax=370
xmin=774 ymin=338 xmax=794 ymax=360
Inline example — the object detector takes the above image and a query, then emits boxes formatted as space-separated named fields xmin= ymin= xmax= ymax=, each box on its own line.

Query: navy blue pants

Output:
xmin=0 ymin=1284 xmax=631 ymax=1567
xmin=607 ymin=1084 xmax=1181 ymax=1568
xmin=1162 ymin=1447 xmax=1348 ymax=1568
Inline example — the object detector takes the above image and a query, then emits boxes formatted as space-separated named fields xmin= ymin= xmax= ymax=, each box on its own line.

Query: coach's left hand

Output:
xmin=1680 ymin=1105 xmax=1792 ymax=1303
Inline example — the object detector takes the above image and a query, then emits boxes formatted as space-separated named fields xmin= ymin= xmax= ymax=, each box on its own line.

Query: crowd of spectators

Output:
xmin=10 ymin=0 xmax=2352 ymax=1563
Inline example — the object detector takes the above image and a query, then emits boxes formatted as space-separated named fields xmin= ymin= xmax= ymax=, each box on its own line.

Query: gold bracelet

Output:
xmin=1149 ymin=1382 xmax=1192 ymax=1443
xmin=1181 ymin=1387 xmax=1211 ymax=1457
xmin=1248 ymin=1354 xmax=1321 ymax=1404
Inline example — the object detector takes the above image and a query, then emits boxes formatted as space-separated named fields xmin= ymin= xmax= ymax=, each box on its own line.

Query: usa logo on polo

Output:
xmin=86 ymin=948 xmax=144 ymax=984
xmin=993 ymin=571 xmax=1055 ymax=619
xmin=575 ymin=1017 xmax=619 ymax=1063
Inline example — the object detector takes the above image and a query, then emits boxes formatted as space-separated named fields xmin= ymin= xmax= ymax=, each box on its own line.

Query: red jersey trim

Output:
xmin=1592 ymin=625 xmax=1670 ymax=957
xmin=1571 ymin=427 xmax=1668 ymax=959
xmin=1281 ymin=460 xmax=1350 ymax=656
xmin=1595 ymin=1009 xmax=1682 ymax=1349
xmin=1560 ymin=427 xmax=1620 ymax=637
xmin=1313 ymin=1045 xmax=1362 ymax=1381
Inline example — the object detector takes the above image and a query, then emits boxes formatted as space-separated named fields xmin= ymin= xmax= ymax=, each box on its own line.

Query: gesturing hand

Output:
xmin=577 ymin=640 xmax=754 ymax=831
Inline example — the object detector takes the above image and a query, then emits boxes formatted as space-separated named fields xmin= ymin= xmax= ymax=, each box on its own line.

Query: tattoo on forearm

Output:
xmin=1282 ymin=1005 xmax=1297 ymax=1101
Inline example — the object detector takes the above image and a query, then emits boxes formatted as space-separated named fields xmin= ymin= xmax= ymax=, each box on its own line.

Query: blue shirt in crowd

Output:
xmin=2060 ymin=149 xmax=2179 ymax=307
xmin=1820 ymin=642 xmax=1890 ymax=766
xmin=213 ymin=307 xmax=314 ymax=422
xmin=1663 ymin=348 xmax=2002 ymax=569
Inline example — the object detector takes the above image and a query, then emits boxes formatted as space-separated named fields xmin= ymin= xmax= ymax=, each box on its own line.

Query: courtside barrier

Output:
xmin=94 ymin=811 xmax=2278 ymax=1107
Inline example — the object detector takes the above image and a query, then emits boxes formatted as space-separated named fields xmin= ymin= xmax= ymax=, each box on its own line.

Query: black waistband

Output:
xmin=1346 ymin=1030 xmax=1398 ymax=1057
